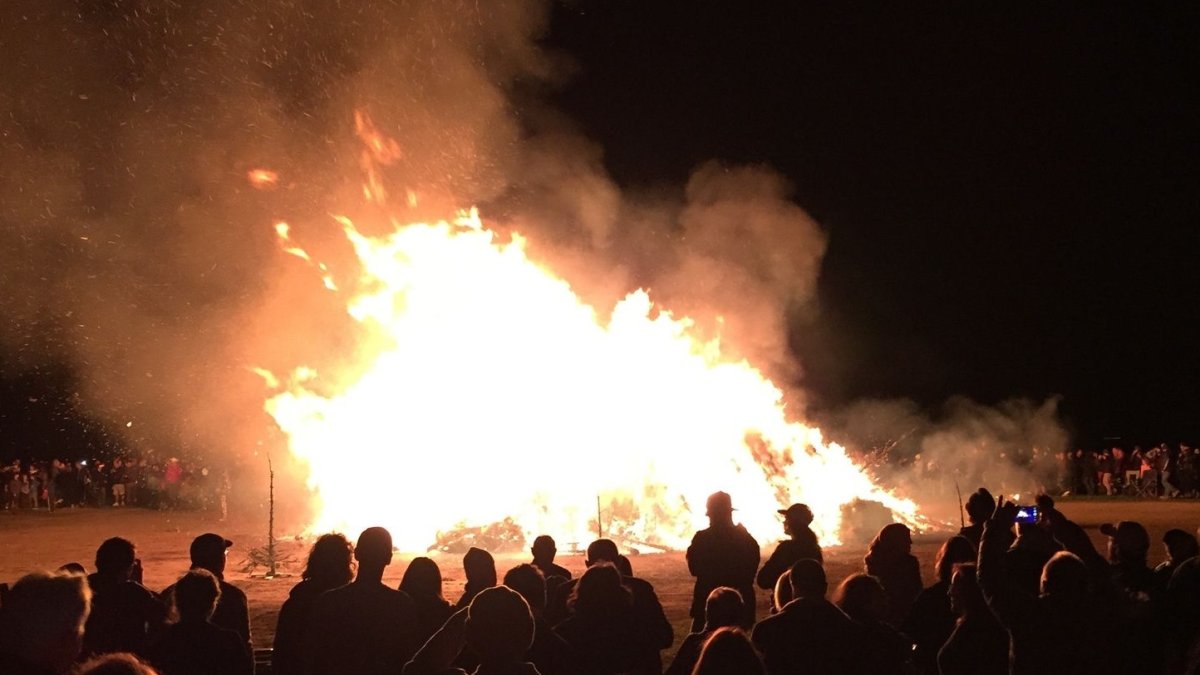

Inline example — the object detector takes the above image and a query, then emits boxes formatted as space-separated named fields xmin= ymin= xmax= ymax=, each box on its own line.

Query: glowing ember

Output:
xmin=257 ymin=114 xmax=921 ymax=552
xmin=247 ymin=168 xmax=280 ymax=189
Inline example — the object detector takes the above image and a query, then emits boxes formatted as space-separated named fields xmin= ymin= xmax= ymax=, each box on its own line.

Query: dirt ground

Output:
xmin=2 ymin=499 xmax=1198 ymax=657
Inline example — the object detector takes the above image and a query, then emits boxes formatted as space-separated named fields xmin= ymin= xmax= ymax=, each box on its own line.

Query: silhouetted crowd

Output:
xmin=3 ymin=488 xmax=1200 ymax=674
xmin=2 ymin=456 xmax=233 ymax=517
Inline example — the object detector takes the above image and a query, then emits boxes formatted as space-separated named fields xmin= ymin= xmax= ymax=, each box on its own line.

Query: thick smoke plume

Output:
xmin=817 ymin=396 xmax=1069 ymax=525
xmin=0 ymin=0 xmax=825 ymax=519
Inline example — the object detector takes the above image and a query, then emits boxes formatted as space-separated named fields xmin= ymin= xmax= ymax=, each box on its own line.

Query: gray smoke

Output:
xmin=816 ymin=396 xmax=1069 ymax=525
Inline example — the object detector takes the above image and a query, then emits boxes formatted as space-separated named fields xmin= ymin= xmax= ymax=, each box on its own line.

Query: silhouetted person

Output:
xmin=148 ymin=570 xmax=252 ymax=675
xmin=690 ymin=627 xmax=764 ymax=675
xmin=834 ymin=574 xmax=914 ymax=673
xmin=978 ymin=501 xmax=1118 ymax=675
xmin=757 ymin=503 xmax=822 ymax=592
xmin=1101 ymin=519 xmax=1167 ymax=674
xmin=502 ymin=564 xmax=574 ymax=675
xmin=0 ymin=572 xmax=92 ymax=675
xmin=84 ymin=538 xmax=167 ymax=658
xmin=864 ymin=523 xmax=922 ymax=626
xmin=1004 ymin=521 xmax=1061 ymax=596
xmin=1156 ymin=528 xmax=1199 ymax=586
xmin=160 ymin=534 xmax=250 ymax=654
xmin=77 ymin=653 xmax=159 ymax=675
xmin=530 ymin=535 xmax=572 ymax=581
xmin=957 ymin=489 xmax=995 ymax=548
xmin=272 ymin=533 xmax=355 ymax=675
xmin=456 ymin=547 xmax=498 ymax=610
xmin=401 ymin=557 xmax=455 ymax=649
xmin=303 ymin=526 xmax=420 ymax=675
xmin=59 ymin=562 xmax=88 ymax=576
xmin=752 ymin=559 xmax=869 ymax=675
xmin=555 ymin=564 xmax=641 ymax=675
xmin=1165 ymin=547 xmax=1200 ymax=672
xmin=546 ymin=538 xmax=673 ymax=674
xmin=937 ymin=564 xmax=1007 ymax=675
xmin=404 ymin=586 xmax=540 ymax=675
xmin=902 ymin=536 xmax=974 ymax=675
xmin=686 ymin=491 xmax=760 ymax=631
xmin=665 ymin=587 xmax=743 ymax=675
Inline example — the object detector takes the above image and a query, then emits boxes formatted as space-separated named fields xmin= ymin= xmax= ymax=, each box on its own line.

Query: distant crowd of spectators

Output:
xmin=865 ymin=442 xmax=1200 ymax=501
xmin=2 ymin=455 xmax=232 ymax=517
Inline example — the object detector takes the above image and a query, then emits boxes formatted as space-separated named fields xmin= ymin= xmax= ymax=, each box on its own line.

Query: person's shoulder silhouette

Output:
xmin=149 ymin=569 xmax=251 ymax=675
xmin=84 ymin=538 xmax=167 ymax=659
xmin=273 ymin=533 xmax=354 ymax=675
xmin=304 ymin=527 xmax=419 ymax=675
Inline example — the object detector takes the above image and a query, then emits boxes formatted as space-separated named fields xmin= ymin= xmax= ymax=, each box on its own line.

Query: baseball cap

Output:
xmin=778 ymin=503 xmax=814 ymax=526
xmin=706 ymin=491 xmax=735 ymax=516
xmin=190 ymin=533 xmax=233 ymax=562
xmin=1099 ymin=521 xmax=1150 ymax=554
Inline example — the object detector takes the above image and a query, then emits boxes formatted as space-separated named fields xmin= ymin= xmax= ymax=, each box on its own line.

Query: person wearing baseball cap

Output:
xmin=756 ymin=503 xmax=823 ymax=593
xmin=685 ymin=491 xmax=760 ymax=632
xmin=161 ymin=533 xmax=250 ymax=653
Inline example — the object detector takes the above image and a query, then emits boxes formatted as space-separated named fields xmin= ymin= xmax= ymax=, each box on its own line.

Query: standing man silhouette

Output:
xmin=686 ymin=491 xmax=760 ymax=631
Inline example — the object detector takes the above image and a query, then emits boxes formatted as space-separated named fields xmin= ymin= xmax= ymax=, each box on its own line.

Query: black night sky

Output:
xmin=1 ymin=2 xmax=1198 ymax=458
xmin=542 ymin=2 xmax=1200 ymax=445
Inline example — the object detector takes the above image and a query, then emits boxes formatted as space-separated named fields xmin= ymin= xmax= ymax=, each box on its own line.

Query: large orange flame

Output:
xmin=255 ymin=115 xmax=921 ymax=552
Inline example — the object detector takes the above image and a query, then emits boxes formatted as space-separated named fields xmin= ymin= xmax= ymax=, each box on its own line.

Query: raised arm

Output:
xmin=977 ymin=501 xmax=1034 ymax=629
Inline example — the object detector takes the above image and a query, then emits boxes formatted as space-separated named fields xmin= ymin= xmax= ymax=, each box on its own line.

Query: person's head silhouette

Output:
xmin=692 ymin=627 xmax=764 ymax=675
xmin=935 ymin=536 xmax=976 ymax=584
xmin=1041 ymin=551 xmax=1088 ymax=599
xmin=354 ymin=527 xmax=394 ymax=580
xmin=0 ymin=572 xmax=91 ymax=674
xmin=703 ymin=587 xmax=744 ymax=631
xmin=303 ymin=533 xmax=355 ymax=589
xmin=965 ymin=489 xmax=996 ymax=525
xmin=463 ymin=547 xmax=497 ymax=588
xmin=502 ymin=563 xmax=546 ymax=614
xmin=777 ymin=503 xmax=814 ymax=536
xmin=400 ymin=557 xmax=443 ymax=599
xmin=948 ymin=563 xmax=986 ymax=617
xmin=174 ymin=569 xmax=220 ymax=623
xmin=76 ymin=652 xmax=158 ymax=675
xmin=57 ymin=562 xmax=87 ymax=576
xmin=787 ymin=559 xmax=827 ymax=601
xmin=584 ymin=539 xmax=620 ymax=568
xmin=833 ymin=574 xmax=888 ymax=624
xmin=869 ymin=523 xmax=913 ymax=558
xmin=1164 ymin=528 xmax=1200 ymax=564
xmin=95 ymin=538 xmax=137 ymax=580
xmin=189 ymin=533 xmax=232 ymax=578
xmin=465 ymin=586 xmax=534 ymax=667
xmin=531 ymin=535 xmax=557 ymax=565
xmin=1100 ymin=521 xmax=1150 ymax=566
xmin=706 ymin=491 xmax=736 ymax=527
xmin=569 ymin=563 xmax=630 ymax=616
